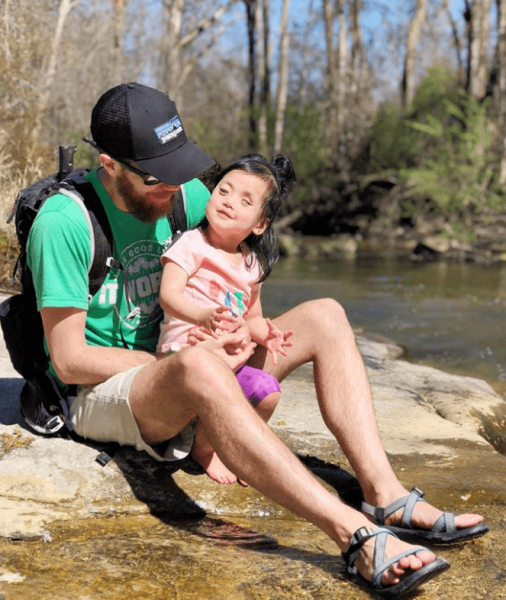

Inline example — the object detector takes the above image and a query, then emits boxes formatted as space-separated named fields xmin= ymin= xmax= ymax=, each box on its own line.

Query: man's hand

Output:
xmin=187 ymin=328 xmax=256 ymax=372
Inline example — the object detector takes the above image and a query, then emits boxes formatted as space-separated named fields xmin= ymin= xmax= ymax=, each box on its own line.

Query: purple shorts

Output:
xmin=235 ymin=365 xmax=281 ymax=407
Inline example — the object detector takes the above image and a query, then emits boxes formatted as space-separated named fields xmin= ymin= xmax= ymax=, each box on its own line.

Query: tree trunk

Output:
xmin=442 ymin=0 xmax=464 ymax=85
xmin=112 ymin=0 xmax=126 ymax=85
xmin=323 ymin=0 xmax=337 ymax=134
xmin=256 ymin=0 xmax=268 ymax=155
xmin=274 ymin=0 xmax=290 ymax=153
xmin=297 ymin=0 xmax=314 ymax=110
xmin=467 ymin=0 xmax=492 ymax=98
xmin=402 ymin=0 xmax=427 ymax=107
xmin=336 ymin=0 xmax=348 ymax=131
xmin=497 ymin=0 xmax=506 ymax=183
xmin=162 ymin=0 xmax=184 ymax=106
xmin=245 ymin=0 xmax=257 ymax=150
xmin=35 ymin=0 xmax=74 ymax=138
xmin=350 ymin=0 xmax=361 ymax=100
xmin=478 ymin=0 xmax=493 ymax=94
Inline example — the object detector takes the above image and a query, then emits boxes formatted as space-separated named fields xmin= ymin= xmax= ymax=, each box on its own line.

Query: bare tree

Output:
xmin=497 ymin=0 xmax=506 ymax=183
xmin=296 ymin=0 xmax=315 ymax=109
xmin=348 ymin=0 xmax=372 ymax=157
xmin=465 ymin=0 xmax=493 ymax=98
xmin=274 ymin=0 xmax=290 ymax=153
xmin=35 ymin=0 xmax=76 ymax=137
xmin=244 ymin=0 xmax=257 ymax=149
xmin=442 ymin=0 xmax=465 ymax=84
xmin=323 ymin=0 xmax=338 ymax=134
xmin=112 ymin=0 xmax=126 ymax=84
xmin=402 ymin=0 xmax=427 ymax=107
xmin=336 ymin=0 xmax=348 ymax=134
xmin=159 ymin=0 xmax=240 ymax=109
xmin=256 ymin=0 xmax=271 ymax=155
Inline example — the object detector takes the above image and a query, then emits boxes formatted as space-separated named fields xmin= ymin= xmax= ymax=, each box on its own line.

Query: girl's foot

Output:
xmin=192 ymin=447 xmax=239 ymax=485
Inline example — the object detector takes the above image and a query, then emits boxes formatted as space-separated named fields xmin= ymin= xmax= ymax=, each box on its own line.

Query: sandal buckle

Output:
xmin=374 ymin=507 xmax=385 ymax=524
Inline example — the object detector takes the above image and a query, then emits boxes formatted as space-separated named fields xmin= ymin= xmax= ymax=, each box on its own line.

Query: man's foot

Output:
xmin=192 ymin=447 xmax=240 ymax=485
xmin=352 ymin=528 xmax=436 ymax=586
xmin=363 ymin=486 xmax=487 ymax=544
xmin=345 ymin=526 xmax=449 ymax=595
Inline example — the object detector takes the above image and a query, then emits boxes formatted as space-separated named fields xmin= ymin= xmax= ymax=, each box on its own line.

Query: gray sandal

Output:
xmin=362 ymin=486 xmax=489 ymax=545
xmin=343 ymin=526 xmax=450 ymax=597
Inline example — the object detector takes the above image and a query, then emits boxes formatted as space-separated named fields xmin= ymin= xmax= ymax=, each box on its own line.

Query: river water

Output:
xmin=263 ymin=255 xmax=506 ymax=394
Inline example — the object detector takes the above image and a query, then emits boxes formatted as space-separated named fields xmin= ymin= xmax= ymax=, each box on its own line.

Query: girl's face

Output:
xmin=205 ymin=169 xmax=270 ymax=241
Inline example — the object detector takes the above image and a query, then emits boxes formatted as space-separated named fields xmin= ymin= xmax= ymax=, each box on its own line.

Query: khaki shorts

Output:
xmin=68 ymin=365 xmax=195 ymax=462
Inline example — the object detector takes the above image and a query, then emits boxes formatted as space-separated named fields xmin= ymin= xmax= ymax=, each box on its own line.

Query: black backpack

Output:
xmin=0 ymin=145 xmax=188 ymax=438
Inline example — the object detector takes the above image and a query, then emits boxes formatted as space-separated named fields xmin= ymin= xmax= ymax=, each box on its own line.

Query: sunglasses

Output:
xmin=116 ymin=159 xmax=164 ymax=186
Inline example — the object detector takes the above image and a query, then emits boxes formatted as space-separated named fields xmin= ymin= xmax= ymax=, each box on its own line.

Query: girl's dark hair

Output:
xmin=206 ymin=153 xmax=296 ymax=282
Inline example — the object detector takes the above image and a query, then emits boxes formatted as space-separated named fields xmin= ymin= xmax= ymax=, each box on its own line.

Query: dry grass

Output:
xmin=0 ymin=426 xmax=33 ymax=453
xmin=0 ymin=130 xmax=54 ymax=290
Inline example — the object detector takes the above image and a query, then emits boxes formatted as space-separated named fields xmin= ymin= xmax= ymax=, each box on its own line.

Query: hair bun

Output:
xmin=270 ymin=154 xmax=296 ymax=198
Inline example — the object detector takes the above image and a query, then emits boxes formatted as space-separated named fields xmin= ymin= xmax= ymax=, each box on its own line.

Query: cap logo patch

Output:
xmin=155 ymin=116 xmax=183 ymax=145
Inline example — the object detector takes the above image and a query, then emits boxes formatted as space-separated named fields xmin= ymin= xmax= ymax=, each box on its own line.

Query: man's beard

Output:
xmin=116 ymin=172 xmax=175 ymax=223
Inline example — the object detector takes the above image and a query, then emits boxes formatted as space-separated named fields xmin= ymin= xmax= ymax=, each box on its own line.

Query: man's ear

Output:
xmin=99 ymin=153 xmax=120 ymax=178
xmin=253 ymin=218 xmax=269 ymax=236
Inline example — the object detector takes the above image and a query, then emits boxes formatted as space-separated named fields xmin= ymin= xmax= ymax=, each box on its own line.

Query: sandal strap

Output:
xmin=433 ymin=511 xmax=456 ymax=533
xmin=343 ymin=525 xmax=428 ymax=589
xmin=343 ymin=526 xmax=387 ymax=574
xmin=362 ymin=486 xmax=427 ymax=528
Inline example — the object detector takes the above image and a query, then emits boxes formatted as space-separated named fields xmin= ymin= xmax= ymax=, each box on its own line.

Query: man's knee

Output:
xmin=175 ymin=346 xmax=237 ymax=393
xmin=304 ymin=298 xmax=349 ymax=330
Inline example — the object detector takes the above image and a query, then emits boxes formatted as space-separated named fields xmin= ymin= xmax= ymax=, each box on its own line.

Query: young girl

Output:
xmin=158 ymin=153 xmax=296 ymax=485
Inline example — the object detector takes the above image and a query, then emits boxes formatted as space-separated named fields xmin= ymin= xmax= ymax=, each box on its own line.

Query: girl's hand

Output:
xmin=200 ymin=306 xmax=236 ymax=334
xmin=264 ymin=319 xmax=294 ymax=365
xmin=187 ymin=327 xmax=256 ymax=371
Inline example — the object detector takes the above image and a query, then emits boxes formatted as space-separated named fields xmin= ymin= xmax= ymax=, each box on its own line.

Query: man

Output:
xmin=28 ymin=82 xmax=487 ymax=596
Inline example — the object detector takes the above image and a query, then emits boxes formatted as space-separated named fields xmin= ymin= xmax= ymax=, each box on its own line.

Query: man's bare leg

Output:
xmin=248 ymin=299 xmax=484 ymax=532
xmin=129 ymin=347 xmax=440 ymax=588
xmin=192 ymin=390 xmax=281 ymax=485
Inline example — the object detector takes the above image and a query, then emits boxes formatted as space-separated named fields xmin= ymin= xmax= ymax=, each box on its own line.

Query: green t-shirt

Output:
xmin=27 ymin=168 xmax=209 ymax=365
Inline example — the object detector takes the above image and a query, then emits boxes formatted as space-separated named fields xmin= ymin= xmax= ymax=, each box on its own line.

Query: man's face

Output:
xmin=115 ymin=167 xmax=180 ymax=223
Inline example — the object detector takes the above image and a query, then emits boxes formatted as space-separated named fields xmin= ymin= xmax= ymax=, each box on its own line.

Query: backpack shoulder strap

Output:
xmin=168 ymin=187 xmax=188 ymax=235
xmin=57 ymin=171 xmax=114 ymax=297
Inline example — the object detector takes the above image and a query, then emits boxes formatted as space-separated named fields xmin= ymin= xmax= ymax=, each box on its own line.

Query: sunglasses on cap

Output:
xmin=115 ymin=159 xmax=165 ymax=186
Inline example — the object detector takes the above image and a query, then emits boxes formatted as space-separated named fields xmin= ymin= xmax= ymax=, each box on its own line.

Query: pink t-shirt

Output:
xmin=158 ymin=227 xmax=261 ymax=352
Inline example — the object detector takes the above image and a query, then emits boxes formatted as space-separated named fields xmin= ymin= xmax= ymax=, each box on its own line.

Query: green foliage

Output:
xmin=364 ymin=65 xmax=503 ymax=220
xmin=279 ymin=104 xmax=332 ymax=211
xmin=363 ymin=103 xmax=425 ymax=172
xmin=189 ymin=115 xmax=247 ymax=169
xmin=399 ymin=73 xmax=501 ymax=217
xmin=411 ymin=64 xmax=458 ymax=113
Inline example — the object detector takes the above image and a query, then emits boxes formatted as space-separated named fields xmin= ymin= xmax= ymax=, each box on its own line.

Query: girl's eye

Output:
xmin=219 ymin=187 xmax=228 ymax=194
xmin=241 ymin=198 xmax=252 ymax=206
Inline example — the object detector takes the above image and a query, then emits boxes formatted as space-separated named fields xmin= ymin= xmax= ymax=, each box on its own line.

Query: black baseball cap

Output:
xmin=90 ymin=82 xmax=215 ymax=185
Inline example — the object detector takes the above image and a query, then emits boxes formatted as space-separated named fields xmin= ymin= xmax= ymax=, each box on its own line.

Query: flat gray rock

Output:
xmin=1 ymin=294 xmax=505 ymax=538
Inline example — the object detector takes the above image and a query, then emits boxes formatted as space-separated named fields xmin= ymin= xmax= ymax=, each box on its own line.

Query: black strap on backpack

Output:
xmin=168 ymin=187 xmax=187 ymax=236
xmin=59 ymin=172 xmax=114 ymax=296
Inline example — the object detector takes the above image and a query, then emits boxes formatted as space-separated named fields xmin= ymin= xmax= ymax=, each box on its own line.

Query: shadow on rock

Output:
xmin=111 ymin=447 xmax=365 ymax=553
xmin=297 ymin=454 xmax=364 ymax=509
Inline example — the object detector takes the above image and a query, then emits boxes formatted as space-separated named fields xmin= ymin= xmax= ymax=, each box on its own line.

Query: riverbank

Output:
xmin=1 ymin=297 xmax=505 ymax=599
xmin=277 ymin=227 xmax=506 ymax=265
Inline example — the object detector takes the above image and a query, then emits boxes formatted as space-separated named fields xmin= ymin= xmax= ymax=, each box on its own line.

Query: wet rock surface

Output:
xmin=0 ymin=295 xmax=505 ymax=599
